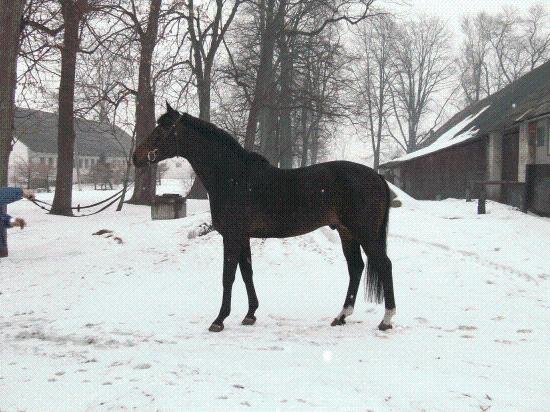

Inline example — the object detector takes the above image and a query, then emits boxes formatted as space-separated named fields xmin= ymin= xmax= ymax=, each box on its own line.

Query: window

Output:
xmin=78 ymin=159 xmax=83 ymax=168
xmin=48 ymin=157 xmax=53 ymax=166
xmin=40 ymin=157 xmax=45 ymax=164
xmin=85 ymin=158 xmax=89 ymax=168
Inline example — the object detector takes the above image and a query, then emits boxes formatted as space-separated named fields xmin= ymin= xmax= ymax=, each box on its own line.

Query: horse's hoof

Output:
xmin=331 ymin=316 xmax=346 ymax=326
xmin=242 ymin=316 xmax=256 ymax=325
xmin=378 ymin=321 xmax=392 ymax=331
xmin=209 ymin=323 xmax=224 ymax=332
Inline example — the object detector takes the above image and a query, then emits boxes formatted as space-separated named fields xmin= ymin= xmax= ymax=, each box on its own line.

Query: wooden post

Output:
xmin=520 ymin=183 xmax=528 ymax=213
xmin=478 ymin=185 xmax=486 ymax=214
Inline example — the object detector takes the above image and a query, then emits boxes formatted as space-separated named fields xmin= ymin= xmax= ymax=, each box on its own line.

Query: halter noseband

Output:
xmin=147 ymin=114 xmax=182 ymax=163
xmin=147 ymin=149 xmax=158 ymax=162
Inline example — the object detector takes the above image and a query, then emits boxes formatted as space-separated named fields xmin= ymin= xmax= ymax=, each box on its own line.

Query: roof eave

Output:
xmin=379 ymin=134 xmax=485 ymax=169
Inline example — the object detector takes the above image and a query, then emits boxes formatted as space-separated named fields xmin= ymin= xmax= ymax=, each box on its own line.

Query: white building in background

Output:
xmin=8 ymin=108 xmax=133 ymax=188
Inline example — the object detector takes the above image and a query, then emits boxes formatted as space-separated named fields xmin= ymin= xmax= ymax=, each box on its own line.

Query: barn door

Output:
xmin=502 ymin=132 xmax=519 ymax=181
xmin=502 ymin=132 xmax=519 ymax=201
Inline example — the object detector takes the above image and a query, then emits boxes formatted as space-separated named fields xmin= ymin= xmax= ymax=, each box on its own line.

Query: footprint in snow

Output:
xmin=494 ymin=339 xmax=514 ymax=344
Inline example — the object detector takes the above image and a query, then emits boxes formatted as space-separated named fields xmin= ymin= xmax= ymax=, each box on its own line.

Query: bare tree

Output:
xmin=118 ymin=0 xmax=163 ymax=205
xmin=523 ymin=4 xmax=550 ymax=71
xmin=457 ymin=5 xmax=550 ymax=108
xmin=242 ymin=0 xmax=376 ymax=158
xmin=297 ymin=30 xmax=348 ymax=165
xmin=180 ymin=0 xmax=242 ymax=198
xmin=388 ymin=15 xmax=454 ymax=153
xmin=0 ymin=0 xmax=27 ymax=187
xmin=487 ymin=8 xmax=529 ymax=87
xmin=21 ymin=0 xmax=109 ymax=215
xmin=184 ymin=0 xmax=242 ymax=121
xmin=351 ymin=13 xmax=396 ymax=170
xmin=49 ymin=0 xmax=98 ymax=215
xmin=457 ymin=12 xmax=492 ymax=106
xmin=243 ymin=0 xmax=286 ymax=158
xmin=12 ymin=159 xmax=55 ymax=190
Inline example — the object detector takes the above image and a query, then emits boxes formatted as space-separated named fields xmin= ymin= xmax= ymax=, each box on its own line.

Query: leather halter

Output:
xmin=147 ymin=115 xmax=182 ymax=163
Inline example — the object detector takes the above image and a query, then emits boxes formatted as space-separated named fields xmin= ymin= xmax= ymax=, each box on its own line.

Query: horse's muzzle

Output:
xmin=147 ymin=149 xmax=159 ymax=162
xmin=132 ymin=152 xmax=148 ymax=168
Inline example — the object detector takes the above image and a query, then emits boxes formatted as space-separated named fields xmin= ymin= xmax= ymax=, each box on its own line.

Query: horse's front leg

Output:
xmin=239 ymin=239 xmax=259 ymax=325
xmin=209 ymin=236 xmax=242 ymax=332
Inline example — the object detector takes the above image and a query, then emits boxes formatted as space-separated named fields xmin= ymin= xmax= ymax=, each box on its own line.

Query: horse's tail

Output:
xmin=365 ymin=175 xmax=391 ymax=304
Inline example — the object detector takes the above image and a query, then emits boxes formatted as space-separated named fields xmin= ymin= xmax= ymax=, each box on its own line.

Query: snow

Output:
xmin=389 ymin=105 xmax=490 ymax=164
xmin=1 ymin=184 xmax=548 ymax=410
xmin=388 ymin=181 xmax=418 ymax=205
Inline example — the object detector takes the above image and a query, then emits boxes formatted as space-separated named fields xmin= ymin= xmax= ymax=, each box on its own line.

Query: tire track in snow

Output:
xmin=390 ymin=233 xmax=541 ymax=284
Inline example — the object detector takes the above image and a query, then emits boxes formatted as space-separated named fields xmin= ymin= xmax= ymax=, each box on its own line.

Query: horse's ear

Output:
xmin=166 ymin=101 xmax=175 ymax=113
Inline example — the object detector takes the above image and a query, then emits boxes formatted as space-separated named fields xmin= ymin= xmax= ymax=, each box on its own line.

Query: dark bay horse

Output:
xmin=133 ymin=104 xmax=396 ymax=332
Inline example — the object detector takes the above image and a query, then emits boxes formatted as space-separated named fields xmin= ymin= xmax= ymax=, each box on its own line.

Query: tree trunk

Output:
xmin=51 ymin=0 xmax=81 ymax=216
xmin=278 ymin=30 xmax=293 ymax=168
xmin=258 ymin=98 xmax=278 ymax=165
xmin=186 ymin=67 xmax=210 ymax=199
xmin=198 ymin=72 xmax=211 ymax=121
xmin=310 ymin=126 xmax=319 ymax=165
xmin=186 ymin=175 xmax=208 ymax=199
xmin=407 ymin=114 xmax=417 ymax=153
xmin=116 ymin=133 xmax=135 ymax=211
xmin=244 ymin=0 xmax=283 ymax=153
xmin=0 ymin=0 xmax=26 ymax=187
xmin=299 ymin=106 xmax=308 ymax=167
xmin=128 ymin=0 xmax=162 ymax=205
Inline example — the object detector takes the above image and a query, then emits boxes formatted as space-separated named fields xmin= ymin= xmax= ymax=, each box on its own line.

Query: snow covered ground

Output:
xmin=0 ymin=183 xmax=548 ymax=411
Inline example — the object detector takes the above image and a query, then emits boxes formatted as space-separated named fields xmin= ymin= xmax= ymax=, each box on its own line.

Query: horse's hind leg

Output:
xmin=362 ymin=240 xmax=396 ymax=331
xmin=331 ymin=227 xmax=364 ymax=326
xmin=239 ymin=239 xmax=259 ymax=325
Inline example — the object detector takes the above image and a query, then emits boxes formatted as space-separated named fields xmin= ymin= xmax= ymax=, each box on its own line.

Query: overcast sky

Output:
xmin=389 ymin=0 xmax=548 ymax=34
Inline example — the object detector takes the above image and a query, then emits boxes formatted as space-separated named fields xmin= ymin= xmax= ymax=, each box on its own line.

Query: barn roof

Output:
xmin=14 ymin=107 xmax=132 ymax=157
xmin=381 ymin=60 xmax=550 ymax=168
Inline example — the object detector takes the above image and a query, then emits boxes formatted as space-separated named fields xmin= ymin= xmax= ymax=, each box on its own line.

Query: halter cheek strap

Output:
xmin=147 ymin=149 xmax=158 ymax=162
xmin=173 ymin=115 xmax=182 ymax=158
xmin=147 ymin=114 xmax=182 ymax=163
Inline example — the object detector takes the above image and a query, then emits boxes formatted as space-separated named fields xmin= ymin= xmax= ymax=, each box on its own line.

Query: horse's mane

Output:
xmin=181 ymin=113 xmax=246 ymax=155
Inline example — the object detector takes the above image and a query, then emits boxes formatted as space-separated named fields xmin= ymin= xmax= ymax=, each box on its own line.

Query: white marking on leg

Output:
xmin=383 ymin=308 xmax=396 ymax=324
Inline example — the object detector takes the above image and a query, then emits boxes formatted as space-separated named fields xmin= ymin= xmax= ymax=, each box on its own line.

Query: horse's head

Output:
xmin=133 ymin=102 xmax=183 ymax=168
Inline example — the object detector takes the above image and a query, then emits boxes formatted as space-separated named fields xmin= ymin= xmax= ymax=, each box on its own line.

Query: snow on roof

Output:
xmin=389 ymin=105 xmax=490 ymax=164
xmin=387 ymin=181 xmax=417 ymax=205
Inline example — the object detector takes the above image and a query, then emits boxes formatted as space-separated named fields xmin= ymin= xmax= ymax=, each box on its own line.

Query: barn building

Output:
xmin=380 ymin=61 xmax=550 ymax=216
